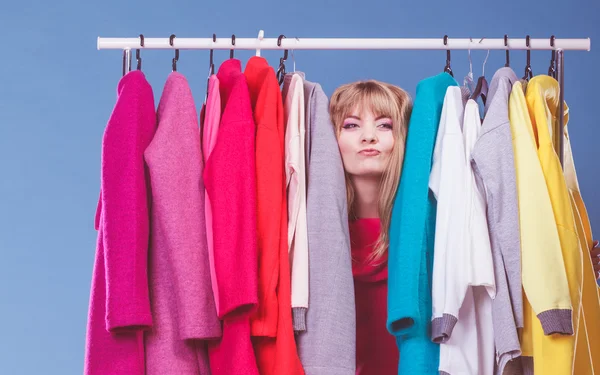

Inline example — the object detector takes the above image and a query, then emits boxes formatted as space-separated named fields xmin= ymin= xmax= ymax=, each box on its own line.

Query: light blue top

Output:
xmin=387 ymin=72 xmax=458 ymax=375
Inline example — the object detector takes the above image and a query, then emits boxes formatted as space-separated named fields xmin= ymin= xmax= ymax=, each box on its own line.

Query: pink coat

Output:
xmin=202 ymin=74 xmax=221 ymax=314
xmin=85 ymin=70 xmax=155 ymax=375
xmin=205 ymin=58 xmax=259 ymax=375
xmin=143 ymin=72 xmax=221 ymax=374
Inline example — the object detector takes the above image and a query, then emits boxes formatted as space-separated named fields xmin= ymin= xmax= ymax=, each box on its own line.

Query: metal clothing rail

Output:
xmin=97 ymin=34 xmax=591 ymax=167
xmin=97 ymin=36 xmax=591 ymax=51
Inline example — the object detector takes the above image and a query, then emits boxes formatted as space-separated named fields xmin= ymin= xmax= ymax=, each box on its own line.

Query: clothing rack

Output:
xmin=96 ymin=34 xmax=592 ymax=166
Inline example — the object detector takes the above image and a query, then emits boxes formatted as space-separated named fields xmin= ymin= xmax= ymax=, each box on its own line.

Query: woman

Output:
xmin=329 ymin=80 xmax=411 ymax=375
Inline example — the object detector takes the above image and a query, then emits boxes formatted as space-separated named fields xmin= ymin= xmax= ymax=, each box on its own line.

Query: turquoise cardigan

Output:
xmin=387 ymin=72 xmax=458 ymax=375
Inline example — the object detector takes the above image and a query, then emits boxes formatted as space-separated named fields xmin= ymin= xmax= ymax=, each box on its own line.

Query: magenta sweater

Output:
xmin=205 ymin=58 xmax=259 ymax=375
xmin=85 ymin=70 xmax=156 ymax=375
xmin=143 ymin=72 xmax=222 ymax=374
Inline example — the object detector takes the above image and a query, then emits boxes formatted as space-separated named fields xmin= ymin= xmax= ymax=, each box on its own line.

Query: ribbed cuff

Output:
xmin=537 ymin=309 xmax=573 ymax=335
xmin=292 ymin=307 xmax=307 ymax=333
xmin=502 ymin=357 xmax=524 ymax=375
xmin=431 ymin=314 xmax=458 ymax=343
xmin=521 ymin=357 xmax=534 ymax=375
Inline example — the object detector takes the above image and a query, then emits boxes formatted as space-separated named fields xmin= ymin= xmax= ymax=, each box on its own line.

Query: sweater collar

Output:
xmin=216 ymin=59 xmax=242 ymax=104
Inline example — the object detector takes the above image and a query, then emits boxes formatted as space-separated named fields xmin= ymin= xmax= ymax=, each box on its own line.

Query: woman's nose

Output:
xmin=361 ymin=130 xmax=377 ymax=143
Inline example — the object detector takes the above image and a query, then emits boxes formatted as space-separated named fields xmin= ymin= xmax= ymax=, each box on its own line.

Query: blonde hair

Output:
xmin=330 ymin=80 xmax=412 ymax=262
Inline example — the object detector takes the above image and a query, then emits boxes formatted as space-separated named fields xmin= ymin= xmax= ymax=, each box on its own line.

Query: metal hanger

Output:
xmin=169 ymin=34 xmax=179 ymax=72
xmin=122 ymin=49 xmax=131 ymax=76
xmin=230 ymin=34 xmax=235 ymax=59
xmin=463 ymin=38 xmax=475 ymax=92
xmin=504 ymin=34 xmax=510 ymax=67
xmin=276 ymin=35 xmax=288 ymax=85
xmin=443 ymin=35 xmax=453 ymax=76
xmin=523 ymin=35 xmax=533 ymax=81
xmin=548 ymin=35 xmax=557 ymax=79
xmin=470 ymin=38 xmax=490 ymax=106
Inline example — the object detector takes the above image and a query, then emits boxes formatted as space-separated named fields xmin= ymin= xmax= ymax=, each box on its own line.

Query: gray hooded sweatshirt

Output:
xmin=471 ymin=67 xmax=523 ymax=375
xmin=295 ymin=81 xmax=356 ymax=375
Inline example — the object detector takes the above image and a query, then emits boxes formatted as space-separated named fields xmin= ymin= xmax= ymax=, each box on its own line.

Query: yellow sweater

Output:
xmin=564 ymin=119 xmax=600 ymax=374
xmin=523 ymin=75 xmax=584 ymax=375
xmin=508 ymin=81 xmax=572 ymax=372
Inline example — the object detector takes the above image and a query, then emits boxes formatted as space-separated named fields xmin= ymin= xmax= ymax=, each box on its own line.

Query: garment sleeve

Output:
xmin=387 ymin=82 xmax=447 ymax=338
xmin=101 ymin=77 xmax=154 ymax=332
xmin=430 ymin=94 xmax=469 ymax=342
xmin=287 ymin=81 xmax=309 ymax=332
xmin=296 ymin=85 xmax=356 ymax=373
xmin=293 ymin=85 xmax=309 ymax=332
xmin=509 ymin=89 xmax=573 ymax=335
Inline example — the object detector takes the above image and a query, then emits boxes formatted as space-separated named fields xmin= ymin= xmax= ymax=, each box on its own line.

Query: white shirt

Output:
xmin=430 ymin=91 xmax=496 ymax=375
xmin=284 ymin=74 xmax=309 ymax=316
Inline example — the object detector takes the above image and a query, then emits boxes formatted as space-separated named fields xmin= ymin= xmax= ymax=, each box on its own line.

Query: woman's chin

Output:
xmin=350 ymin=169 xmax=385 ymax=179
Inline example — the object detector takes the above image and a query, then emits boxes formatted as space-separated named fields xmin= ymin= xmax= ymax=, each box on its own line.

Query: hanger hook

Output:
xmin=256 ymin=30 xmax=264 ymax=56
xmin=169 ymin=34 xmax=179 ymax=72
xmin=277 ymin=35 xmax=288 ymax=85
xmin=443 ymin=35 xmax=453 ymax=76
xmin=467 ymin=37 xmax=473 ymax=76
xmin=230 ymin=34 xmax=236 ymax=59
xmin=122 ymin=49 xmax=132 ymax=76
xmin=523 ymin=35 xmax=532 ymax=81
xmin=548 ymin=35 xmax=557 ymax=78
xmin=209 ymin=33 xmax=215 ymax=76
xmin=479 ymin=37 xmax=490 ymax=76
xmin=504 ymin=34 xmax=510 ymax=67
xmin=136 ymin=34 xmax=144 ymax=71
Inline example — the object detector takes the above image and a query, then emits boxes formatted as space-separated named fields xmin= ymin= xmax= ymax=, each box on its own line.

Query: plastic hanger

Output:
xmin=548 ymin=35 xmax=557 ymax=79
xmin=443 ymin=35 xmax=453 ymax=77
xmin=230 ymin=34 xmax=235 ymax=59
xmin=276 ymin=35 xmax=288 ymax=85
xmin=256 ymin=30 xmax=264 ymax=57
xmin=523 ymin=35 xmax=533 ymax=81
xmin=205 ymin=33 xmax=216 ymax=103
xmin=504 ymin=34 xmax=510 ymax=67
xmin=135 ymin=34 xmax=144 ymax=71
xmin=169 ymin=34 xmax=179 ymax=72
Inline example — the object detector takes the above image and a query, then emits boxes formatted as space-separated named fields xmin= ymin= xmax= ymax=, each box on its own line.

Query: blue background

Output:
xmin=0 ymin=0 xmax=598 ymax=373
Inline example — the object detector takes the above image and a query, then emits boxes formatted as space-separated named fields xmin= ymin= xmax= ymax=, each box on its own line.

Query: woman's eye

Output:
xmin=342 ymin=123 xmax=358 ymax=129
xmin=379 ymin=123 xmax=393 ymax=130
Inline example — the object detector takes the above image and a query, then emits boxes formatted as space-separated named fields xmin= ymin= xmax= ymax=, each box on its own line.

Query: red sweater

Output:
xmin=204 ymin=59 xmax=259 ymax=375
xmin=350 ymin=218 xmax=399 ymax=375
xmin=245 ymin=56 xmax=305 ymax=375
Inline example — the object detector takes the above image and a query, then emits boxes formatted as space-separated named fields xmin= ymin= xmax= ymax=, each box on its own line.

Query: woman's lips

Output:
xmin=359 ymin=149 xmax=380 ymax=156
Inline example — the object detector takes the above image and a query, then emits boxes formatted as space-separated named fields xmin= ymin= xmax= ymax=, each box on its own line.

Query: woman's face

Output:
xmin=337 ymin=108 xmax=395 ymax=178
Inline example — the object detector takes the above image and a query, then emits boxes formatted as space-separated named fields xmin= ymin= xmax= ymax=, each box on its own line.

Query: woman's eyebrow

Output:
xmin=376 ymin=115 xmax=391 ymax=120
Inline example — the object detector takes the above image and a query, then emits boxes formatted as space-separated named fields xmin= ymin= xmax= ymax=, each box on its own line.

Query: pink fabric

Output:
xmin=85 ymin=70 xmax=155 ymax=375
xmin=202 ymin=74 xmax=221 ymax=314
xmin=143 ymin=72 xmax=221 ymax=374
xmin=204 ymin=58 xmax=259 ymax=375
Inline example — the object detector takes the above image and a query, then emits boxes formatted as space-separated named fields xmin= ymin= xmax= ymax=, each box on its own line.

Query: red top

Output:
xmin=349 ymin=218 xmax=399 ymax=375
xmin=244 ymin=56 xmax=305 ymax=375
